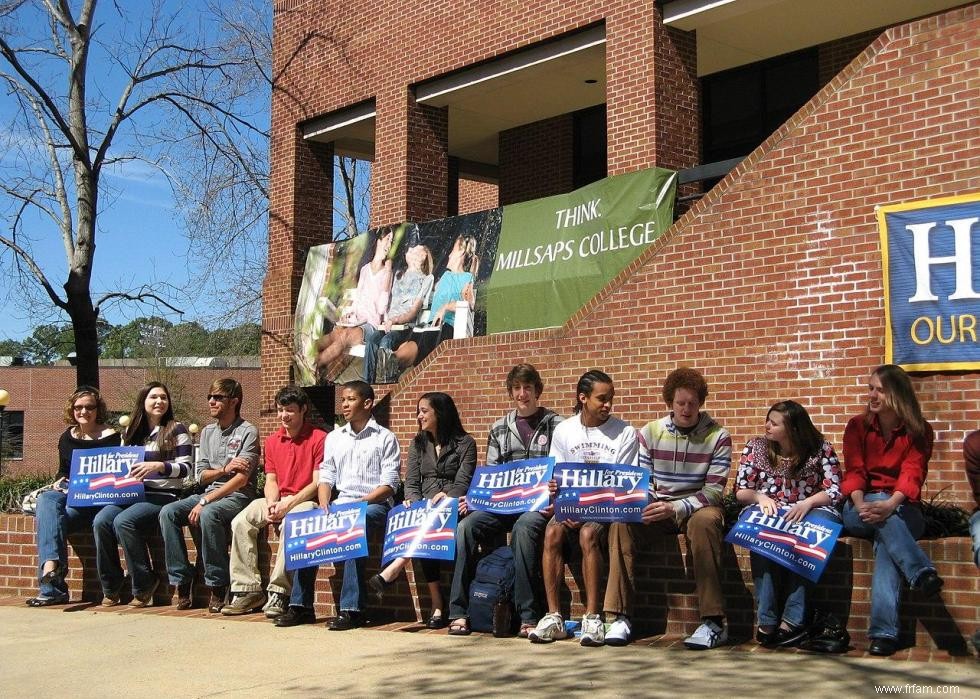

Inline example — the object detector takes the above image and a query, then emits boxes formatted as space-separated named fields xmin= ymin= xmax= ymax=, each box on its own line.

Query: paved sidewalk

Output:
xmin=1 ymin=602 xmax=977 ymax=698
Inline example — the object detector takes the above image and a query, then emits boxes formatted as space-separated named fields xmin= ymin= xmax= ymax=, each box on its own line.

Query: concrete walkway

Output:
xmin=0 ymin=603 xmax=977 ymax=698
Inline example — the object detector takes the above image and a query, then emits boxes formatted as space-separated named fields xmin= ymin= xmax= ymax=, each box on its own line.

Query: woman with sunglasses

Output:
xmin=27 ymin=387 xmax=120 ymax=606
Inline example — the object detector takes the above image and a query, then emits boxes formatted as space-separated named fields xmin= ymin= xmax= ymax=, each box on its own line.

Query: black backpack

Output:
xmin=468 ymin=545 xmax=516 ymax=636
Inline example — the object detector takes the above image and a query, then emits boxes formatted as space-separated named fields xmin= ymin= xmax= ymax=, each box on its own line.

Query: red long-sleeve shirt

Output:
xmin=841 ymin=414 xmax=933 ymax=503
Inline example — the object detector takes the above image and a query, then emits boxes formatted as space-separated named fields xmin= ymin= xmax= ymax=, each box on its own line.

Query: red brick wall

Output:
xmin=498 ymin=113 xmax=574 ymax=205
xmin=458 ymin=178 xmax=498 ymax=214
xmin=0 ymin=366 xmax=260 ymax=478
xmin=0 ymin=512 xmax=972 ymax=650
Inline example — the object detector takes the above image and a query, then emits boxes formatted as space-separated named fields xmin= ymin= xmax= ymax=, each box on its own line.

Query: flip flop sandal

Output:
xmin=448 ymin=618 xmax=471 ymax=636
xmin=26 ymin=594 xmax=69 ymax=607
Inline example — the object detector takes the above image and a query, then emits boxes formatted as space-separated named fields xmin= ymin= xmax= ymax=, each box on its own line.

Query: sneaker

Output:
xmin=129 ymin=578 xmax=160 ymax=608
xmin=579 ymin=613 xmax=605 ymax=647
xmin=528 ymin=612 xmax=568 ymax=644
xmin=684 ymin=619 xmax=728 ymax=650
xmin=263 ymin=591 xmax=288 ymax=619
xmin=101 ymin=579 xmax=126 ymax=607
xmin=605 ymin=615 xmax=632 ymax=647
xmin=221 ymin=590 xmax=267 ymax=616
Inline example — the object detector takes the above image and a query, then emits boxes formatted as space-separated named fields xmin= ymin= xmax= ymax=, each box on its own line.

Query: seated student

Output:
xmin=28 ymin=387 xmax=120 ymax=607
xmin=603 ymin=367 xmax=731 ymax=649
xmin=841 ymin=364 xmax=942 ymax=657
xmin=735 ymin=400 xmax=843 ymax=647
xmin=448 ymin=363 xmax=563 ymax=637
xmin=528 ymin=370 xmax=639 ymax=646
xmin=92 ymin=382 xmax=192 ymax=607
xmin=276 ymin=381 xmax=401 ymax=628
xmin=221 ymin=386 xmax=326 ymax=618
xmin=159 ymin=379 xmax=260 ymax=612
xmin=368 ymin=392 xmax=476 ymax=628
xmin=964 ymin=431 xmax=980 ymax=651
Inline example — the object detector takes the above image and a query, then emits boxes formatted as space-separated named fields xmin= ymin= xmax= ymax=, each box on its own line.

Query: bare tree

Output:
xmin=0 ymin=0 xmax=266 ymax=386
xmin=176 ymin=2 xmax=371 ymax=323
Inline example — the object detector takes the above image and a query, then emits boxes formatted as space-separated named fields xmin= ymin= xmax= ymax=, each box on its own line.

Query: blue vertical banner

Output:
xmin=67 ymin=446 xmax=146 ymax=507
xmin=465 ymin=457 xmax=555 ymax=514
xmin=381 ymin=498 xmax=457 ymax=567
xmin=879 ymin=193 xmax=980 ymax=370
xmin=724 ymin=506 xmax=842 ymax=583
xmin=283 ymin=502 xmax=368 ymax=571
xmin=553 ymin=462 xmax=649 ymax=523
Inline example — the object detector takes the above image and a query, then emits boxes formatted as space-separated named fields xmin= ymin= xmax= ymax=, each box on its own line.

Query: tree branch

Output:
xmin=0 ymin=232 xmax=67 ymax=311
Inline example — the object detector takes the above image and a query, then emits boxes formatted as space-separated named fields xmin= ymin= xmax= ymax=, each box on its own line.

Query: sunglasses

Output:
xmin=207 ymin=394 xmax=228 ymax=402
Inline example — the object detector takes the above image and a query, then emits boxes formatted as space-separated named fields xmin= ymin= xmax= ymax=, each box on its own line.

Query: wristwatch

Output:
xmin=199 ymin=496 xmax=208 ymax=507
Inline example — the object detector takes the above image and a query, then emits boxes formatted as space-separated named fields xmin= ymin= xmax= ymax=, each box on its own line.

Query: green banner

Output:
xmin=485 ymin=167 xmax=676 ymax=333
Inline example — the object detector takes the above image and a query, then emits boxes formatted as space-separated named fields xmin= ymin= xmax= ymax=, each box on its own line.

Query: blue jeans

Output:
xmin=751 ymin=508 xmax=841 ymax=628
xmin=448 ymin=509 xmax=549 ymax=623
xmin=288 ymin=502 xmax=389 ymax=611
xmin=34 ymin=489 xmax=97 ymax=598
xmin=159 ymin=492 xmax=251 ymax=588
xmin=970 ymin=509 xmax=980 ymax=568
xmin=92 ymin=492 xmax=176 ymax=596
xmin=842 ymin=493 xmax=934 ymax=640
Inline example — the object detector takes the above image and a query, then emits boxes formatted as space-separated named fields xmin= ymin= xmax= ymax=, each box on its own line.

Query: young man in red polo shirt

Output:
xmin=221 ymin=386 xmax=327 ymax=618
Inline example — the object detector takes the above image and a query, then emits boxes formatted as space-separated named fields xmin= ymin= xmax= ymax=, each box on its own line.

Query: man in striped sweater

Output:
xmin=602 ymin=367 xmax=732 ymax=649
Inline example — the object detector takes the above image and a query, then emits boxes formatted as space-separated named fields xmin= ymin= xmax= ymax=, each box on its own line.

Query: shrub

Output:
xmin=0 ymin=473 xmax=53 ymax=513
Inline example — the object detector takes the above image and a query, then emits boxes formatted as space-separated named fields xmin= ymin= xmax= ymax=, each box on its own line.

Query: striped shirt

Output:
xmin=638 ymin=412 xmax=732 ymax=525
xmin=318 ymin=417 xmax=401 ymax=504
xmin=137 ymin=422 xmax=194 ymax=494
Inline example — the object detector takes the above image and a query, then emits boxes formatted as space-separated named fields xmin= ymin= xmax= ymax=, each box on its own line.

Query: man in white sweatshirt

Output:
xmin=528 ymin=369 xmax=639 ymax=647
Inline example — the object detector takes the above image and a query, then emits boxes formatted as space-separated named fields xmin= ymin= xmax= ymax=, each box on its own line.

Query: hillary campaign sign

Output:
xmin=553 ymin=462 xmax=649 ymax=523
xmin=879 ymin=193 xmax=980 ymax=370
xmin=381 ymin=498 xmax=457 ymax=567
xmin=67 ymin=446 xmax=146 ymax=507
xmin=466 ymin=457 xmax=554 ymax=514
xmin=283 ymin=502 xmax=368 ymax=571
xmin=725 ymin=506 xmax=842 ymax=583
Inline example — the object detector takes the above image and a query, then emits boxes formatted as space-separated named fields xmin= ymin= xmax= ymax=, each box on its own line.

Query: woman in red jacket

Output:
xmin=841 ymin=364 xmax=942 ymax=657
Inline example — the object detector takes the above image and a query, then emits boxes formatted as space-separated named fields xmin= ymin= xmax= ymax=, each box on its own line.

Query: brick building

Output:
xmin=253 ymin=0 xmax=979 ymax=649
xmin=3 ymin=0 xmax=971 ymax=652
xmin=264 ymin=0 xmax=977 ymax=506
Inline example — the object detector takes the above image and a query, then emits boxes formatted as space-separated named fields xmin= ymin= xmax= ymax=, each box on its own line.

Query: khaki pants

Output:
xmin=229 ymin=498 xmax=316 ymax=594
xmin=604 ymin=505 xmax=725 ymax=619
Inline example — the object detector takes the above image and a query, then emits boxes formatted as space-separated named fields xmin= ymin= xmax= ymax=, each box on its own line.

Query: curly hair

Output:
xmin=662 ymin=367 xmax=708 ymax=405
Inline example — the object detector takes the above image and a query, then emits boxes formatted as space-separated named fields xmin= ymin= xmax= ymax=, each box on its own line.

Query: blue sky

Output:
xmin=0 ymin=0 xmax=267 ymax=341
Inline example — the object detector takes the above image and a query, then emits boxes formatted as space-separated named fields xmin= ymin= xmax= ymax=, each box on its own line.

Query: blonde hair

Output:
xmin=866 ymin=364 xmax=928 ymax=440
xmin=63 ymin=386 xmax=109 ymax=426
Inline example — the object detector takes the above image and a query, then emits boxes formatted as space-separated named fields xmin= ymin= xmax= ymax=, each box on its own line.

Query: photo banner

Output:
xmin=553 ymin=462 xmax=649 ymax=523
xmin=293 ymin=166 xmax=675 ymax=386
xmin=466 ymin=456 xmax=554 ymax=515
xmin=67 ymin=446 xmax=146 ymax=507
xmin=283 ymin=502 xmax=368 ymax=571
xmin=879 ymin=193 xmax=980 ymax=371
xmin=380 ymin=498 xmax=457 ymax=567
xmin=724 ymin=506 xmax=842 ymax=583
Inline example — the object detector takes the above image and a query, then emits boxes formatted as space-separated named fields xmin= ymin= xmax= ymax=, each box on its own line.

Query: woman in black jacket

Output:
xmin=369 ymin=392 xmax=476 ymax=628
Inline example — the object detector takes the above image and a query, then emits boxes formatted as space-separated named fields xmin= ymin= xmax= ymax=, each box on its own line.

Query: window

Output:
xmin=1 ymin=409 xmax=24 ymax=460
xmin=702 ymin=48 xmax=819 ymax=165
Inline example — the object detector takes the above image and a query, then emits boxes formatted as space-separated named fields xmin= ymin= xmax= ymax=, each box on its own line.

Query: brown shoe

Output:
xmin=208 ymin=586 xmax=227 ymax=614
xmin=129 ymin=577 xmax=160 ymax=608
xmin=175 ymin=582 xmax=193 ymax=610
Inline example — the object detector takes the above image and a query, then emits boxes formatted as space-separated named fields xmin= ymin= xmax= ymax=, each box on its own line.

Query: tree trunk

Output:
xmin=66 ymin=282 xmax=100 ymax=388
